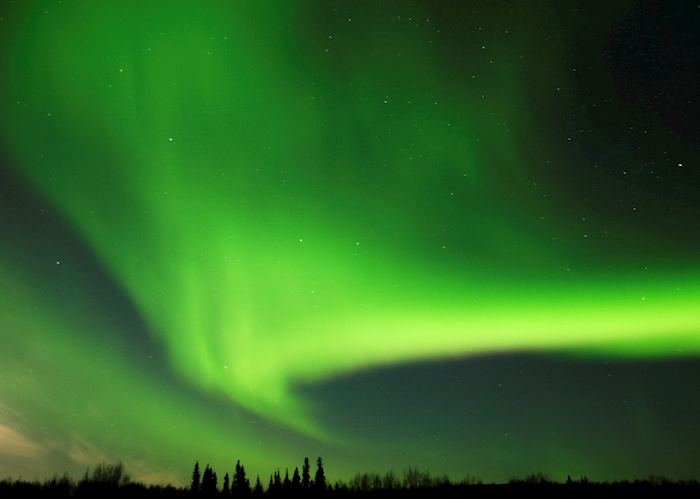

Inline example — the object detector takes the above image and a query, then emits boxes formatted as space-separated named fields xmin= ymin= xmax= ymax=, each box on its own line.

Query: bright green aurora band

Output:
xmin=1 ymin=0 xmax=699 ymax=485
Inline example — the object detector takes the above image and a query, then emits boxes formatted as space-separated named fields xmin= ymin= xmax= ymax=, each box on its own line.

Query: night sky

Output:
xmin=1 ymin=0 xmax=699 ymax=486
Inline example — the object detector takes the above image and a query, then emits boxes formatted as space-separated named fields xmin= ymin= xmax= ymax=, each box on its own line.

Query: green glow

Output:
xmin=2 ymin=0 xmax=699 ymax=432
xmin=0 ymin=263 xmax=308 ymax=483
xmin=1 ymin=0 xmax=698 ymax=483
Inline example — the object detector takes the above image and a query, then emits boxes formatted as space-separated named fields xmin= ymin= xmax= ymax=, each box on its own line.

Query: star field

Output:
xmin=0 ymin=0 xmax=699 ymax=485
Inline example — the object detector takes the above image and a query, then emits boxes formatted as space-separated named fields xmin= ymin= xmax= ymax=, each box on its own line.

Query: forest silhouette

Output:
xmin=1 ymin=458 xmax=699 ymax=499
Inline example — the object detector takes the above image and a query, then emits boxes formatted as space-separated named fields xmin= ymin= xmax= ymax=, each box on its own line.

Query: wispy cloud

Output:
xmin=65 ymin=434 xmax=112 ymax=468
xmin=65 ymin=434 xmax=184 ymax=486
xmin=0 ymin=423 xmax=45 ymax=459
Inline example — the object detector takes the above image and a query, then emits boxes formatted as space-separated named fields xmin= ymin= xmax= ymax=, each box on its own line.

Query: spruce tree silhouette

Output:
xmin=233 ymin=460 xmax=250 ymax=494
xmin=283 ymin=469 xmax=290 ymax=490
xmin=273 ymin=470 xmax=282 ymax=490
xmin=201 ymin=465 xmax=218 ymax=496
xmin=191 ymin=461 xmax=201 ymax=494
xmin=292 ymin=467 xmax=301 ymax=491
xmin=314 ymin=457 xmax=326 ymax=492
xmin=222 ymin=473 xmax=230 ymax=496
xmin=301 ymin=458 xmax=311 ymax=489
xmin=253 ymin=475 xmax=264 ymax=496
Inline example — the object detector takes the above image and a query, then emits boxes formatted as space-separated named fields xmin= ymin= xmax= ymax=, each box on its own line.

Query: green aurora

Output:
xmin=1 ymin=0 xmax=699 ymax=485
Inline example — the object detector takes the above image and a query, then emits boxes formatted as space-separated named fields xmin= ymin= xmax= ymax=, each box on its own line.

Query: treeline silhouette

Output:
xmin=1 ymin=459 xmax=699 ymax=499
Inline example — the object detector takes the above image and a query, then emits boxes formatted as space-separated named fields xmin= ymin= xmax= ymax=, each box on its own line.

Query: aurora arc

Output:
xmin=1 ymin=0 xmax=699 ymax=444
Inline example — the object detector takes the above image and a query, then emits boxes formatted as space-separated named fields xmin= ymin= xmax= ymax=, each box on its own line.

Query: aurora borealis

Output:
xmin=1 ymin=0 xmax=699 ymax=485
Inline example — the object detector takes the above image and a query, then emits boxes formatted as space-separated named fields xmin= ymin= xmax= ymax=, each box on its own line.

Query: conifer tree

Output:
xmin=254 ymin=476 xmax=264 ymax=496
xmin=234 ymin=461 xmax=241 ymax=492
xmin=201 ymin=465 xmax=218 ymax=496
xmin=292 ymin=467 xmax=301 ymax=490
xmin=274 ymin=470 xmax=281 ymax=490
xmin=233 ymin=460 xmax=249 ymax=494
xmin=202 ymin=465 xmax=212 ymax=494
xmin=301 ymin=458 xmax=311 ymax=489
xmin=191 ymin=462 xmax=201 ymax=494
xmin=314 ymin=457 xmax=326 ymax=492
xmin=223 ymin=473 xmax=230 ymax=496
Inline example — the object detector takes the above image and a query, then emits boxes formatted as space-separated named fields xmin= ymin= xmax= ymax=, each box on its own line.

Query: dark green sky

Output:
xmin=1 ymin=0 xmax=699 ymax=485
